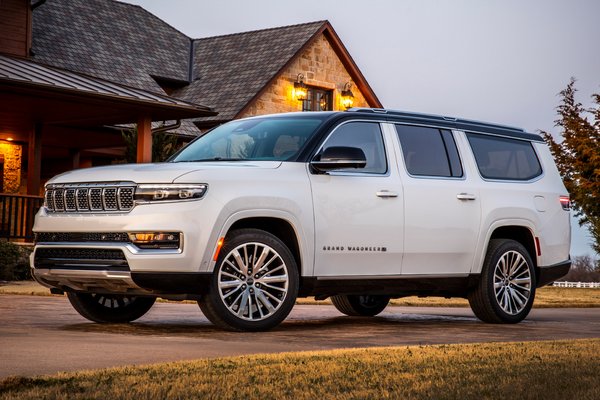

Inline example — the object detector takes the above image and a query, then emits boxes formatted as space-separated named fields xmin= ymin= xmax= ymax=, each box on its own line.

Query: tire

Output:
xmin=67 ymin=292 xmax=156 ymax=323
xmin=198 ymin=229 xmax=299 ymax=331
xmin=331 ymin=294 xmax=390 ymax=316
xmin=468 ymin=239 xmax=536 ymax=324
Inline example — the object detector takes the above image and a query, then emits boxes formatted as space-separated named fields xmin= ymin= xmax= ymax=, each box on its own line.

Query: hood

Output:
xmin=48 ymin=161 xmax=283 ymax=185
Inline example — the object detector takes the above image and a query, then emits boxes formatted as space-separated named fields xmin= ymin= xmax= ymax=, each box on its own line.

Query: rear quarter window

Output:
xmin=466 ymin=133 xmax=542 ymax=181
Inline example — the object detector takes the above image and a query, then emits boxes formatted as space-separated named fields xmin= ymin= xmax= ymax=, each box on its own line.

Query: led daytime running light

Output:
xmin=135 ymin=184 xmax=207 ymax=202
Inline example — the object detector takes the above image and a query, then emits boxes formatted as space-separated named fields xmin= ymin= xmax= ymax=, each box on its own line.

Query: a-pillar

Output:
xmin=27 ymin=122 xmax=42 ymax=195
xmin=136 ymin=115 xmax=152 ymax=163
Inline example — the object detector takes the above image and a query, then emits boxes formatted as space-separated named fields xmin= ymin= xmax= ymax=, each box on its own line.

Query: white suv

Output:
xmin=31 ymin=109 xmax=572 ymax=331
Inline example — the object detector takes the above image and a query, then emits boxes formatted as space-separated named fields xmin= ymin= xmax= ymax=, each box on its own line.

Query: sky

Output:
xmin=125 ymin=0 xmax=600 ymax=257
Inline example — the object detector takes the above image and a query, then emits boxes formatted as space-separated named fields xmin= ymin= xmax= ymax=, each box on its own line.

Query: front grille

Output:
xmin=44 ymin=182 xmax=136 ymax=213
xmin=34 ymin=248 xmax=129 ymax=270
xmin=35 ymin=232 xmax=130 ymax=243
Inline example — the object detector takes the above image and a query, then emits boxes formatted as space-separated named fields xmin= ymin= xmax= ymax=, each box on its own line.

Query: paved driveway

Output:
xmin=1 ymin=295 xmax=599 ymax=377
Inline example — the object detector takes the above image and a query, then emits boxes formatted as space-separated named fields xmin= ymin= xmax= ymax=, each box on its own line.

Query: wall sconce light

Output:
xmin=294 ymin=73 xmax=308 ymax=101
xmin=341 ymin=82 xmax=354 ymax=109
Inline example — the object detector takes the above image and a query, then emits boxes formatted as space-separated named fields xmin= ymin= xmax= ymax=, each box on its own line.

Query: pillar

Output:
xmin=136 ymin=115 xmax=152 ymax=163
xmin=27 ymin=122 xmax=42 ymax=195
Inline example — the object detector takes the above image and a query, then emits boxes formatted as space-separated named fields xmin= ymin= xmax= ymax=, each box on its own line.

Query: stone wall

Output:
xmin=0 ymin=142 xmax=22 ymax=193
xmin=238 ymin=34 xmax=370 ymax=118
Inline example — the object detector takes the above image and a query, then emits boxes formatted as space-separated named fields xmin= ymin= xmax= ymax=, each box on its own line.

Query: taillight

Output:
xmin=559 ymin=195 xmax=570 ymax=211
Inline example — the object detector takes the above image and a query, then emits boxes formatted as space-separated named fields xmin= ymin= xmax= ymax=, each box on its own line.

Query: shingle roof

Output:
xmin=30 ymin=1 xmax=376 ymax=131
xmin=173 ymin=21 xmax=326 ymax=122
xmin=31 ymin=0 xmax=191 ymax=94
xmin=0 ymin=54 xmax=212 ymax=111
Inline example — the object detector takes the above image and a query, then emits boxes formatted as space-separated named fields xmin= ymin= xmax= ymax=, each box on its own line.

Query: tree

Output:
xmin=541 ymin=79 xmax=600 ymax=254
xmin=558 ymin=255 xmax=600 ymax=282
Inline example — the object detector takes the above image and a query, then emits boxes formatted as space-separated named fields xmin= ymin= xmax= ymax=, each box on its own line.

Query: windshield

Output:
xmin=171 ymin=117 xmax=325 ymax=162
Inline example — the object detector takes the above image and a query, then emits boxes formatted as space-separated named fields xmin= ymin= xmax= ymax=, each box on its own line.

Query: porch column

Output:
xmin=136 ymin=115 xmax=152 ymax=163
xmin=70 ymin=149 xmax=81 ymax=170
xmin=27 ymin=122 xmax=42 ymax=195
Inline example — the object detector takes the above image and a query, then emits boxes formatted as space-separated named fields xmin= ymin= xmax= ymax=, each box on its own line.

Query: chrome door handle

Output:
xmin=456 ymin=193 xmax=477 ymax=201
xmin=376 ymin=190 xmax=398 ymax=198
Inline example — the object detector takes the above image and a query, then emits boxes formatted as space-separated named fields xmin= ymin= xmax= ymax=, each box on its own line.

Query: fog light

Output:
xmin=128 ymin=232 xmax=181 ymax=249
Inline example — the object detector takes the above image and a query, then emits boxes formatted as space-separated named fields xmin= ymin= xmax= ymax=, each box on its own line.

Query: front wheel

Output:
xmin=331 ymin=294 xmax=390 ymax=316
xmin=199 ymin=229 xmax=299 ymax=331
xmin=67 ymin=292 xmax=156 ymax=323
xmin=468 ymin=239 xmax=536 ymax=324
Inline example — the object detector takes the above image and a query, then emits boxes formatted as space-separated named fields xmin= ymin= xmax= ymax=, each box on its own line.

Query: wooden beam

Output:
xmin=27 ymin=122 xmax=42 ymax=195
xmin=136 ymin=115 xmax=152 ymax=163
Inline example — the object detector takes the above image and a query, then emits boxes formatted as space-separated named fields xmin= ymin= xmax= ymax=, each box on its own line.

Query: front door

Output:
xmin=309 ymin=121 xmax=404 ymax=277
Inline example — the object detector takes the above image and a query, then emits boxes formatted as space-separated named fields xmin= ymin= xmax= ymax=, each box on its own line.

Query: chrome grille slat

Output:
xmin=65 ymin=189 xmax=76 ymax=211
xmin=44 ymin=183 xmax=136 ymax=213
xmin=75 ymin=188 xmax=89 ymax=211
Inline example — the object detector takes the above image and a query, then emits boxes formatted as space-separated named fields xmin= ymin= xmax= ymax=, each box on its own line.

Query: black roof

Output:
xmin=345 ymin=108 xmax=543 ymax=142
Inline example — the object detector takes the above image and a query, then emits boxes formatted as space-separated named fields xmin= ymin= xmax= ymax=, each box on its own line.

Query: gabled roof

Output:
xmin=31 ymin=0 xmax=191 ymax=93
xmin=174 ymin=21 xmax=382 ymax=123
xmin=172 ymin=21 xmax=326 ymax=123
xmin=30 ymin=0 xmax=382 ymax=130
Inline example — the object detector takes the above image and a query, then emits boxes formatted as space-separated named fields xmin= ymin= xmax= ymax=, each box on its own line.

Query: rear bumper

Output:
xmin=537 ymin=259 xmax=571 ymax=287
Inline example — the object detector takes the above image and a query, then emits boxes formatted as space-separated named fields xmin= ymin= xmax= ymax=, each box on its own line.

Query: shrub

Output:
xmin=0 ymin=241 xmax=33 ymax=281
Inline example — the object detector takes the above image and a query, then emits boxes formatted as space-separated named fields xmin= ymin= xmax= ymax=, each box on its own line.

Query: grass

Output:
xmin=2 ymin=281 xmax=600 ymax=307
xmin=0 ymin=339 xmax=598 ymax=399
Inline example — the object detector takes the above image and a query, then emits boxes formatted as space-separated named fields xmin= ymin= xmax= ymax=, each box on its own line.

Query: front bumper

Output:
xmin=537 ymin=259 xmax=571 ymax=287
xmin=30 ymin=200 xmax=221 ymax=295
xmin=33 ymin=268 xmax=212 ymax=295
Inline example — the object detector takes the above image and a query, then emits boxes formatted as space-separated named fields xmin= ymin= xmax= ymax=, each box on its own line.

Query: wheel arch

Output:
xmin=217 ymin=214 xmax=305 ymax=277
xmin=489 ymin=225 xmax=537 ymax=268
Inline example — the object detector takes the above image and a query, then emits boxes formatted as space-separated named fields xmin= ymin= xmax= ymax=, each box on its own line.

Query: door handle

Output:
xmin=376 ymin=190 xmax=398 ymax=198
xmin=456 ymin=193 xmax=477 ymax=201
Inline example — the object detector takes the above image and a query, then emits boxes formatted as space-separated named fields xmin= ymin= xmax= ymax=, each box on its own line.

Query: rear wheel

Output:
xmin=468 ymin=239 xmax=536 ymax=324
xmin=199 ymin=229 xmax=299 ymax=331
xmin=67 ymin=292 xmax=156 ymax=323
xmin=331 ymin=294 xmax=390 ymax=316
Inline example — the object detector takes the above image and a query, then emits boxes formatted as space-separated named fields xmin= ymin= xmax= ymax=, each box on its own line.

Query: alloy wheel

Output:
xmin=493 ymin=250 xmax=532 ymax=315
xmin=217 ymin=242 xmax=289 ymax=321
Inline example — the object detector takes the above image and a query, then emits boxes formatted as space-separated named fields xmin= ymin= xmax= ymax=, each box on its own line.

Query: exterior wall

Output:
xmin=238 ymin=34 xmax=370 ymax=118
xmin=0 ymin=0 xmax=31 ymax=57
xmin=0 ymin=142 xmax=22 ymax=193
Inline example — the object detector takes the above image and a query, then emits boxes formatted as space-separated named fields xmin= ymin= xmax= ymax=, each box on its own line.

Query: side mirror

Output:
xmin=311 ymin=146 xmax=367 ymax=172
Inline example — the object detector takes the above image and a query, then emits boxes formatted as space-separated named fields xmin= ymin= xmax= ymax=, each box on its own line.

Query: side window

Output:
xmin=395 ymin=125 xmax=463 ymax=178
xmin=467 ymin=133 xmax=542 ymax=180
xmin=320 ymin=122 xmax=387 ymax=174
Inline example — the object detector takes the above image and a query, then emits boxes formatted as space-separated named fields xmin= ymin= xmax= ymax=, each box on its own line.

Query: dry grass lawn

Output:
xmin=0 ymin=339 xmax=598 ymax=400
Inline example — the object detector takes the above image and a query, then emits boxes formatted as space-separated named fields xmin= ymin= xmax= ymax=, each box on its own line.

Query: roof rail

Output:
xmin=346 ymin=107 xmax=525 ymax=134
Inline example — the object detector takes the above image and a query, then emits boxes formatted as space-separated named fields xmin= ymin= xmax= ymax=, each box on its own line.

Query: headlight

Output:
xmin=134 ymin=184 xmax=207 ymax=203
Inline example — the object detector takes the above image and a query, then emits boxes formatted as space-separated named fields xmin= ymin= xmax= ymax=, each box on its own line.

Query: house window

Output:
xmin=302 ymin=87 xmax=333 ymax=111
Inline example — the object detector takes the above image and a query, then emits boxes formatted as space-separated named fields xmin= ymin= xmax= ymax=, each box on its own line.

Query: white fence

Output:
xmin=552 ymin=281 xmax=600 ymax=288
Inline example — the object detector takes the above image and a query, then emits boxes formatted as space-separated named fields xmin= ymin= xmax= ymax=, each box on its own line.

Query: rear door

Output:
xmin=393 ymin=124 xmax=481 ymax=275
